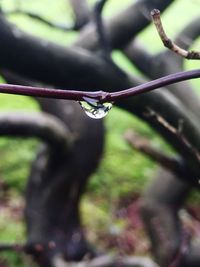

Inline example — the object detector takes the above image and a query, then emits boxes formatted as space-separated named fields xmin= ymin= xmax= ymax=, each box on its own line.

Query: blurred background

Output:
xmin=0 ymin=0 xmax=199 ymax=266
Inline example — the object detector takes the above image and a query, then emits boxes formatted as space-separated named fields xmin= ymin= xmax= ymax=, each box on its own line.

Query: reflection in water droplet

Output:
xmin=79 ymin=97 xmax=113 ymax=119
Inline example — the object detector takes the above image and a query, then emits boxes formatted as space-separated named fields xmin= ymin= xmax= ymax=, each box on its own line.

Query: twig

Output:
xmin=151 ymin=9 xmax=200 ymax=59
xmin=5 ymin=10 xmax=77 ymax=31
xmin=145 ymin=107 xmax=200 ymax=163
xmin=0 ymin=69 xmax=199 ymax=102
xmin=124 ymin=129 xmax=181 ymax=173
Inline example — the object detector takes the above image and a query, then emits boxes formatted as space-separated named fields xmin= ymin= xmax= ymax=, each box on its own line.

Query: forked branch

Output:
xmin=124 ymin=129 xmax=181 ymax=171
xmin=145 ymin=107 xmax=200 ymax=163
xmin=151 ymin=9 xmax=200 ymax=59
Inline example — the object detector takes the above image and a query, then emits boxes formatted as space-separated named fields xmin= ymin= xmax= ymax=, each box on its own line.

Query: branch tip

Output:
xmin=150 ymin=9 xmax=160 ymax=17
xmin=151 ymin=9 xmax=200 ymax=59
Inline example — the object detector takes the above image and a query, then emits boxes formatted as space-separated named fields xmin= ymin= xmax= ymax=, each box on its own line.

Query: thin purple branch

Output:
xmin=0 ymin=69 xmax=199 ymax=102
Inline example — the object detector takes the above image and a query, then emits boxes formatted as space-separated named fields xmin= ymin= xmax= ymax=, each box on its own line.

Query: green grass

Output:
xmin=0 ymin=0 xmax=199 ymax=265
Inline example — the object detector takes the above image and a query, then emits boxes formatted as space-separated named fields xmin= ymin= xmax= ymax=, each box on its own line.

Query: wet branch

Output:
xmin=151 ymin=9 xmax=200 ymax=59
xmin=0 ymin=69 xmax=199 ymax=102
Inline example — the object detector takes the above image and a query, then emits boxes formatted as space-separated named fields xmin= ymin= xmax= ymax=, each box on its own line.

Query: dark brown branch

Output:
xmin=151 ymin=9 xmax=200 ymax=59
xmin=69 ymin=0 xmax=91 ymax=29
xmin=124 ymin=39 xmax=200 ymax=120
xmin=0 ymin=69 xmax=200 ymax=103
xmin=145 ymin=108 xmax=200 ymax=163
xmin=119 ymin=85 xmax=200 ymax=186
xmin=1 ymin=14 xmax=200 ymax=187
xmin=124 ymin=17 xmax=200 ymax=117
xmin=124 ymin=129 xmax=199 ymax=188
xmin=74 ymin=0 xmax=174 ymax=50
xmin=0 ymin=112 xmax=72 ymax=152
xmin=93 ymin=0 xmax=111 ymax=58
xmin=0 ymin=13 xmax=128 ymax=90
xmin=124 ymin=129 xmax=181 ymax=171
xmin=140 ymin=169 xmax=190 ymax=267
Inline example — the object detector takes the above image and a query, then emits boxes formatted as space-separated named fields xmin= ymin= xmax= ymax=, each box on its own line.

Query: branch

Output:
xmin=0 ymin=112 xmax=72 ymax=152
xmin=124 ymin=129 xmax=182 ymax=171
xmin=74 ymin=0 xmax=174 ymax=50
xmin=0 ymin=69 xmax=199 ymax=103
xmin=124 ymin=129 xmax=200 ymax=188
xmin=124 ymin=15 xmax=200 ymax=118
xmin=5 ymin=9 xmax=77 ymax=31
xmin=93 ymin=0 xmax=111 ymax=58
xmin=140 ymin=166 xmax=200 ymax=267
xmin=151 ymin=9 xmax=200 ymax=59
xmin=169 ymin=16 xmax=200 ymax=55
xmin=1 ymin=2 xmax=200 ymax=184
xmin=0 ymin=13 xmax=129 ymax=90
xmin=144 ymin=108 xmax=200 ymax=163
xmin=69 ymin=0 xmax=91 ymax=29
xmin=1 ymin=70 xmax=200 ymax=184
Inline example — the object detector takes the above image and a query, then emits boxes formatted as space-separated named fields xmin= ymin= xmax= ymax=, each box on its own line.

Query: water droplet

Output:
xmin=79 ymin=97 xmax=112 ymax=119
